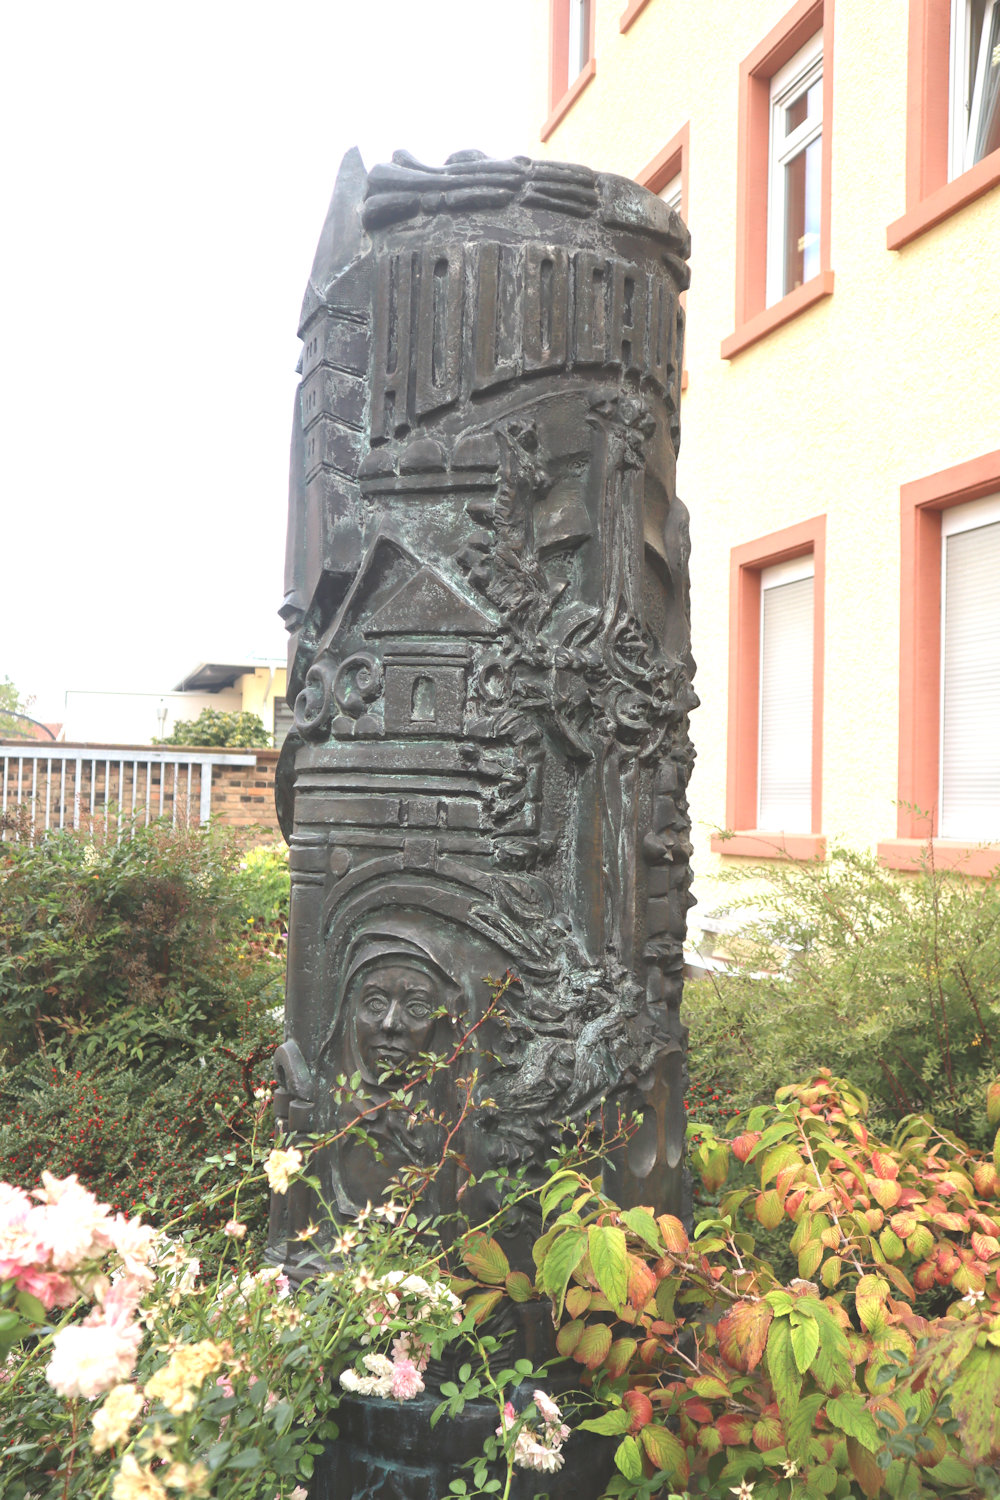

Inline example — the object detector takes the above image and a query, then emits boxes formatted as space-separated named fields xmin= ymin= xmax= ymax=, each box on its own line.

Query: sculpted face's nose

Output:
xmin=381 ymin=999 xmax=404 ymax=1033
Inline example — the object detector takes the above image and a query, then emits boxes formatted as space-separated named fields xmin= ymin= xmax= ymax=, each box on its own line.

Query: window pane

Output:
xmin=784 ymin=78 xmax=821 ymax=136
xmin=758 ymin=576 xmax=813 ymax=831
xmin=940 ymin=520 xmax=1000 ymax=839
xmin=972 ymin=2 xmax=1000 ymax=162
xmin=568 ymin=0 xmax=590 ymax=80
xmin=782 ymin=135 xmax=822 ymax=295
xmin=658 ymin=172 xmax=682 ymax=214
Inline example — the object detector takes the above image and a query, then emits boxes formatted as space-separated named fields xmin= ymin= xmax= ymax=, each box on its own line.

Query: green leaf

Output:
xmin=613 ymin=1435 xmax=644 ymax=1481
xmin=13 ymin=1292 xmax=46 ymax=1325
xmin=621 ymin=1206 xmax=663 ymax=1253
xmin=541 ymin=1171 xmax=584 ymax=1219
xmin=761 ymin=1141 xmax=802 ymax=1185
xmin=538 ymin=1229 xmax=586 ymax=1322
xmin=826 ymin=1395 xmax=881 ymax=1453
xmin=588 ymin=1224 xmax=629 ymax=1310
xmin=226 ymin=1448 xmax=265 ymax=1470
xmin=765 ymin=1316 xmax=802 ymax=1433
xmin=786 ymin=1392 xmax=825 ymax=1464
xmin=578 ymin=1409 xmax=632 ymax=1435
xmin=790 ymin=1314 xmax=821 ymax=1374
xmin=504 ymin=1271 xmax=534 ymax=1303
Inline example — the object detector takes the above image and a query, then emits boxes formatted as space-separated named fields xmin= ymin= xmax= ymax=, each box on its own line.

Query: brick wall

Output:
xmin=210 ymin=750 xmax=280 ymax=834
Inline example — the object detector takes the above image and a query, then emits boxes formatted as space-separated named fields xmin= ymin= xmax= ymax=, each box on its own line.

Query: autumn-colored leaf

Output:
xmin=821 ymin=1254 xmax=844 ymax=1290
xmin=731 ymin=1130 xmax=761 ymax=1162
xmin=605 ymin=1337 xmax=638 ymax=1378
xmin=870 ymin=1150 xmax=899 ymax=1181
xmin=627 ymin=1254 xmax=658 ymax=1310
xmin=565 ymin=1285 xmax=592 ymax=1319
xmin=716 ymin=1412 xmax=754 ymax=1445
xmin=847 ymin=1434 xmax=884 ymax=1497
xmin=465 ymin=1289 xmax=503 ymax=1324
xmin=752 ymin=1412 xmax=784 ymax=1451
xmin=639 ymin=1423 xmax=688 ymax=1482
xmin=952 ymin=1261 xmax=986 ymax=1294
xmin=556 ymin=1319 xmax=584 ymax=1356
xmin=460 ymin=1233 xmax=510 ymax=1286
xmin=690 ymin=1374 xmax=730 ymax=1399
xmin=623 ymin=1388 xmax=653 ymax=1432
xmin=682 ymin=1399 xmax=713 ymax=1423
xmin=932 ymin=1209 xmax=968 ymax=1232
xmin=987 ymin=1077 xmax=1000 ymax=1129
xmin=717 ymin=1297 xmax=773 ymax=1374
xmin=656 ymin=1214 xmax=689 ymax=1254
xmin=973 ymin=1162 xmax=998 ymax=1198
xmin=574 ymin=1322 xmax=612 ymax=1370
xmin=761 ymin=1141 xmax=802 ymax=1186
xmin=868 ymin=1176 xmax=902 ymax=1210
xmin=972 ymin=1231 xmax=1000 ymax=1260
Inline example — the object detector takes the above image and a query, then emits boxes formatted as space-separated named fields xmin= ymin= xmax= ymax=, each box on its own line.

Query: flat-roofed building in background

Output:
xmin=527 ymin=0 xmax=1000 ymax=926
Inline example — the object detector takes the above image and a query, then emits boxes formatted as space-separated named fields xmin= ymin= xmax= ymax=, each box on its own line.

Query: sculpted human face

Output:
xmin=352 ymin=963 xmax=440 ymax=1079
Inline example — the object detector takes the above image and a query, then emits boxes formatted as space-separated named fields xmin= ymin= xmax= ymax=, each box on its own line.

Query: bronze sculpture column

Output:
xmin=271 ymin=148 xmax=696 ymax=1497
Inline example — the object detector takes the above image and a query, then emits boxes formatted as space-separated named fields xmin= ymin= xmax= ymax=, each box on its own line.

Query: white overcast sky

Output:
xmin=1 ymin=0 xmax=540 ymax=721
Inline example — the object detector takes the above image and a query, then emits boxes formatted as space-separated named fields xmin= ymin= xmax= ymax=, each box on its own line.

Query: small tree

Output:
xmin=0 ymin=678 xmax=36 ymax=738
xmin=156 ymin=708 xmax=271 ymax=748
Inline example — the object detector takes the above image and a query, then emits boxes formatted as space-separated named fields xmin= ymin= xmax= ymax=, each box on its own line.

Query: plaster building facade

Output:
xmin=527 ymin=0 xmax=1000 ymax=926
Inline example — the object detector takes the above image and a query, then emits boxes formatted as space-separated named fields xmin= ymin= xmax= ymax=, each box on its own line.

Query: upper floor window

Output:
xmin=767 ymin=33 xmax=823 ymax=306
xmin=568 ymin=0 xmax=592 ymax=83
xmin=950 ymin=0 xmax=1000 ymax=177
xmin=657 ymin=172 xmax=683 ymax=214
xmin=543 ymin=0 xmax=596 ymax=139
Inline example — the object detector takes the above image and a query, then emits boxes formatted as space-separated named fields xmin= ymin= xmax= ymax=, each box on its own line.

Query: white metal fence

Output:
xmin=0 ymin=745 xmax=257 ymax=840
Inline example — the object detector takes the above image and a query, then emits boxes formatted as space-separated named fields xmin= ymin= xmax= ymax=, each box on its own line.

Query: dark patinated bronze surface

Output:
xmin=271 ymin=147 xmax=695 ymax=1496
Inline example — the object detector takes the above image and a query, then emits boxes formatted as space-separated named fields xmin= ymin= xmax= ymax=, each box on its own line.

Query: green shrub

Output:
xmin=156 ymin=708 xmax=271 ymax=747
xmin=237 ymin=842 xmax=290 ymax=958
xmin=0 ymin=819 xmax=284 ymax=1242
xmin=0 ymin=817 xmax=281 ymax=1064
xmin=685 ymin=845 xmax=1000 ymax=1147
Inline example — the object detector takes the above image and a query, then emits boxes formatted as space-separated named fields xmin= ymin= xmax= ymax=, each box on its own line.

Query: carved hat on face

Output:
xmin=321 ymin=912 xmax=466 ymax=1087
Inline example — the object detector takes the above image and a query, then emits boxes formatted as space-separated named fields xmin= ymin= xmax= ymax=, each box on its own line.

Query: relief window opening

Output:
xmin=411 ymin=676 xmax=437 ymax=722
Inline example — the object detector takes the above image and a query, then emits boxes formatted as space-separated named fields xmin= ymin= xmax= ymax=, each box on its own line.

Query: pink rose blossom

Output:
xmin=32 ymin=1174 xmax=115 ymax=1272
xmin=46 ymin=1319 xmax=142 ymax=1398
xmin=533 ymin=1389 xmax=562 ymax=1426
xmin=390 ymin=1358 xmax=424 ymax=1401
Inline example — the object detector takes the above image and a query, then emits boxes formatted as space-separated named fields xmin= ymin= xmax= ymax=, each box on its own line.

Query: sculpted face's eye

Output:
xmin=360 ymin=991 xmax=389 ymax=1016
xmin=404 ymin=998 xmax=433 ymax=1021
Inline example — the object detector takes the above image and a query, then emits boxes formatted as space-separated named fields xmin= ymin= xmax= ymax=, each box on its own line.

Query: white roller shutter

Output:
xmin=939 ymin=494 xmax=1000 ymax=839
xmin=758 ymin=557 xmax=814 ymax=831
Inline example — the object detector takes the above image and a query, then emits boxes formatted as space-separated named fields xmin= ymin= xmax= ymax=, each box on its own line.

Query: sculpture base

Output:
xmin=311 ymin=1388 xmax=617 ymax=1500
